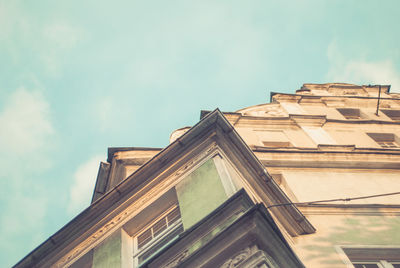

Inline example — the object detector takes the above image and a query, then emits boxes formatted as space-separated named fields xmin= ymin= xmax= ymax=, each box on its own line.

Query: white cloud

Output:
xmin=0 ymin=0 xmax=83 ymax=75
xmin=41 ymin=21 xmax=83 ymax=76
xmin=0 ymin=192 xmax=47 ymax=242
xmin=0 ymin=88 xmax=54 ymax=155
xmin=0 ymin=87 xmax=54 ymax=266
xmin=68 ymin=155 xmax=103 ymax=215
xmin=0 ymin=190 xmax=48 ymax=267
xmin=119 ymin=2 xmax=272 ymax=92
xmin=326 ymin=41 xmax=400 ymax=92
xmin=0 ymin=1 xmax=20 ymax=41
xmin=327 ymin=60 xmax=400 ymax=93
xmin=93 ymin=97 xmax=115 ymax=131
xmin=43 ymin=22 xmax=80 ymax=50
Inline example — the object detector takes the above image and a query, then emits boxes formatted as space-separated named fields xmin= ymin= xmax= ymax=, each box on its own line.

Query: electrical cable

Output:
xmin=267 ymin=191 xmax=400 ymax=209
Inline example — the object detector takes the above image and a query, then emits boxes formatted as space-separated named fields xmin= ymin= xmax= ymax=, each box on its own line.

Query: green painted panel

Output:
xmin=93 ymin=231 xmax=121 ymax=268
xmin=176 ymin=158 xmax=228 ymax=229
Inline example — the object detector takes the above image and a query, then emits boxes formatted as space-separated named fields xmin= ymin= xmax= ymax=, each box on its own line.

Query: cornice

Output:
xmin=326 ymin=118 xmax=400 ymax=125
xmin=271 ymin=92 xmax=400 ymax=102
xmin=298 ymin=204 xmax=400 ymax=216
xmin=221 ymin=113 xmax=400 ymax=128
xmin=253 ymin=149 xmax=400 ymax=169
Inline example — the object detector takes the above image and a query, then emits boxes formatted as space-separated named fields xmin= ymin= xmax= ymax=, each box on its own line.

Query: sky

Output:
xmin=1 ymin=0 xmax=400 ymax=266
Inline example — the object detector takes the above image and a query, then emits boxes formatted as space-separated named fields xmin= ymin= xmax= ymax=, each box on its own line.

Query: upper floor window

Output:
xmin=352 ymin=261 xmax=400 ymax=268
xmin=381 ymin=110 xmax=400 ymax=121
xmin=337 ymin=108 xmax=365 ymax=120
xmin=367 ymin=133 xmax=400 ymax=149
xmin=341 ymin=247 xmax=400 ymax=268
xmin=133 ymin=206 xmax=183 ymax=267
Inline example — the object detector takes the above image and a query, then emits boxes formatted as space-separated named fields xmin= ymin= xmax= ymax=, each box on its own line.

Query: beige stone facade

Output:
xmin=15 ymin=83 xmax=400 ymax=268
xmin=225 ymin=83 xmax=400 ymax=268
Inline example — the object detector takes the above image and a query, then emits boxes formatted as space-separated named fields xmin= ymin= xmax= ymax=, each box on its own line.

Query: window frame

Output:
xmin=381 ymin=109 xmax=400 ymax=121
xmin=132 ymin=205 xmax=183 ymax=267
xmin=336 ymin=246 xmax=400 ymax=268
xmin=337 ymin=108 xmax=365 ymax=120
xmin=352 ymin=260 xmax=400 ymax=268
xmin=366 ymin=133 xmax=400 ymax=149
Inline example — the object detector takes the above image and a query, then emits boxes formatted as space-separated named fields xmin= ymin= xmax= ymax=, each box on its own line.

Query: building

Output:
xmin=15 ymin=83 xmax=400 ymax=268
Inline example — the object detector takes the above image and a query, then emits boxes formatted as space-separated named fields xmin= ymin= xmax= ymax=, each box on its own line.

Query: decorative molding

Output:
xmin=220 ymin=247 xmax=251 ymax=268
xmin=219 ymin=246 xmax=279 ymax=268
xmin=242 ymin=105 xmax=287 ymax=117
xmin=162 ymin=249 xmax=189 ymax=268
xmin=171 ymin=144 xmax=217 ymax=179
xmin=157 ymin=210 xmax=245 ymax=268
xmin=299 ymin=205 xmax=400 ymax=216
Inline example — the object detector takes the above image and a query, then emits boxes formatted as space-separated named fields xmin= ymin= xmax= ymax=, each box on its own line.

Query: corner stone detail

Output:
xmin=219 ymin=246 xmax=278 ymax=268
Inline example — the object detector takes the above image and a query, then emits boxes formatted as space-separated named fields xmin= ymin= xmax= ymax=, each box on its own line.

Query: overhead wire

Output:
xmin=267 ymin=191 xmax=400 ymax=209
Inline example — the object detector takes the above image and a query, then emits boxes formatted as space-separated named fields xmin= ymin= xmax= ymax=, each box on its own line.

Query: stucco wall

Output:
xmin=93 ymin=231 xmax=122 ymax=268
xmin=92 ymin=229 xmax=132 ymax=268
xmin=293 ymin=213 xmax=400 ymax=268
xmin=281 ymin=171 xmax=400 ymax=204
xmin=176 ymin=158 xmax=227 ymax=229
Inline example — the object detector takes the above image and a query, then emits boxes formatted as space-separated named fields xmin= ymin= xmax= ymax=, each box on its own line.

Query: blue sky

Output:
xmin=1 ymin=0 xmax=400 ymax=266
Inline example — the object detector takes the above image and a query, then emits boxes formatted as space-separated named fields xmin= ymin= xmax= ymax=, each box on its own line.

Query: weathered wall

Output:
xmin=93 ymin=230 xmax=122 ymax=268
xmin=281 ymin=171 xmax=400 ymax=204
xmin=293 ymin=213 xmax=400 ymax=268
xmin=176 ymin=158 xmax=227 ymax=229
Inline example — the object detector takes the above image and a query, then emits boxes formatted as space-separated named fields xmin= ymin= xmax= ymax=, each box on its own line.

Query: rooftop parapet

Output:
xmin=297 ymin=83 xmax=391 ymax=97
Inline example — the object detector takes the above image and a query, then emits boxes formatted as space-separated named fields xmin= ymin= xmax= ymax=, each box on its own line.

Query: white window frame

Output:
xmin=336 ymin=245 xmax=400 ymax=268
xmin=213 ymin=154 xmax=237 ymax=197
xmin=352 ymin=260 xmax=400 ymax=268
xmin=132 ymin=206 xmax=182 ymax=267
xmin=366 ymin=133 xmax=400 ymax=149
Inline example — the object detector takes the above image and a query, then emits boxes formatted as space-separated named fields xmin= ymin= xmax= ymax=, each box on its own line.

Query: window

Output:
xmin=367 ymin=133 xmax=400 ymax=148
xmin=341 ymin=247 xmax=400 ymax=268
xmin=352 ymin=261 xmax=400 ymax=268
xmin=377 ymin=141 xmax=399 ymax=149
xmin=337 ymin=108 xmax=364 ymax=120
xmin=133 ymin=206 xmax=183 ymax=267
xmin=381 ymin=110 xmax=400 ymax=121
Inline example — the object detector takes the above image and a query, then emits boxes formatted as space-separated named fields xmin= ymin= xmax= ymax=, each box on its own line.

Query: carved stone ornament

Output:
xmin=219 ymin=247 xmax=251 ymax=268
xmin=219 ymin=247 xmax=279 ymax=268
xmin=243 ymin=105 xmax=286 ymax=117
xmin=162 ymin=250 xmax=189 ymax=268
